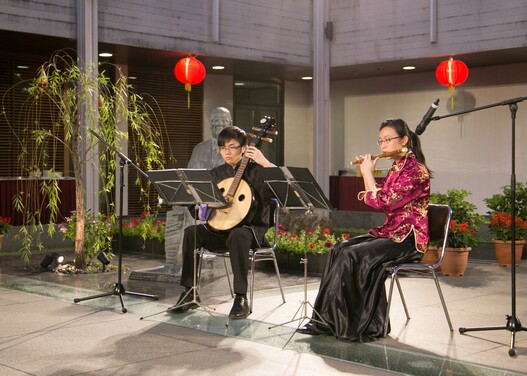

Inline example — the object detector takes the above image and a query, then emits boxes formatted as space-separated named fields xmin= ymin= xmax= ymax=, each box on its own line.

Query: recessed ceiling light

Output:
xmin=403 ymin=66 xmax=415 ymax=70
xmin=234 ymin=82 xmax=245 ymax=86
xmin=301 ymin=76 xmax=313 ymax=80
xmin=212 ymin=65 xmax=224 ymax=70
xmin=16 ymin=65 xmax=29 ymax=69
xmin=99 ymin=52 xmax=113 ymax=57
xmin=128 ymin=76 xmax=137 ymax=80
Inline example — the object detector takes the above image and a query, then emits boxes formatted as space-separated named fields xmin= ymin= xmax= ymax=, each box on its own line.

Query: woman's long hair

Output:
xmin=380 ymin=118 xmax=432 ymax=176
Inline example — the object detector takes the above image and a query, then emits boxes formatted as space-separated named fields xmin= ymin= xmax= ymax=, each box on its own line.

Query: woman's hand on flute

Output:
xmin=358 ymin=154 xmax=379 ymax=191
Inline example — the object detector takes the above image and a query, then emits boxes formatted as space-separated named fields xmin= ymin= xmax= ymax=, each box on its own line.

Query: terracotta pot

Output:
xmin=420 ymin=247 xmax=439 ymax=265
xmin=440 ymin=247 xmax=471 ymax=276
xmin=0 ymin=234 xmax=3 ymax=250
xmin=492 ymin=240 xmax=525 ymax=267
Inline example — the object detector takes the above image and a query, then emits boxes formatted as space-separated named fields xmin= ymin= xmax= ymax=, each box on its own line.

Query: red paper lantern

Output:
xmin=174 ymin=56 xmax=206 ymax=108
xmin=435 ymin=57 xmax=468 ymax=92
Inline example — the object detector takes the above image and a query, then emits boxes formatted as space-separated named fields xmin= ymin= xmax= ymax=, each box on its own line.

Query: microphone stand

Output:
xmin=426 ymin=96 xmax=527 ymax=356
xmin=74 ymin=130 xmax=158 ymax=313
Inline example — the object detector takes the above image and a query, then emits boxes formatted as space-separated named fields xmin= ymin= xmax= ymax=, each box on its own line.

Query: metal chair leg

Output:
xmin=395 ymin=277 xmax=411 ymax=320
xmin=271 ymin=253 xmax=286 ymax=304
xmin=222 ymin=256 xmax=234 ymax=298
xmin=432 ymin=270 xmax=454 ymax=331
xmin=384 ymin=272 xmax=396 ymax=337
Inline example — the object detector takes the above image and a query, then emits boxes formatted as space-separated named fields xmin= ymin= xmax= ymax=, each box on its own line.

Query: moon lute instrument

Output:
xmin=207 ymin=117 xmax=277 ymax=231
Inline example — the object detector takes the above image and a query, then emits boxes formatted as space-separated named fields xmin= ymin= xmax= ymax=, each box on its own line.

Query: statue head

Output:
xmin=210 ymin=107 xmax=232 ymax=139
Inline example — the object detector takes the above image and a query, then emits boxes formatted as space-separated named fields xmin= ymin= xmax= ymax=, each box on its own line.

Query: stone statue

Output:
xmin=134 ymin=107 xmax=233 ymax=281
xmin=188 ymin=107 xmax=233 ymax=169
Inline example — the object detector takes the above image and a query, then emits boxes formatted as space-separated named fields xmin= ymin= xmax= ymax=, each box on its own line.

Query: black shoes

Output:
xmin=229 ymin=295 xmax=250 ymax=319
xmin=167 ymin=292 xmax=250 ymax=319
xmin=296 ymin=325 xmax=322 ymax=336
xmin=166 ymin=291 xmax=200 ymax=313
xmin=296 ymin=322 xmax=331 ymax=336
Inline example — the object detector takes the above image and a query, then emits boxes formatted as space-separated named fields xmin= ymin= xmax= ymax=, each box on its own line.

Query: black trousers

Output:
xmin=180 ymin=224 xmax=257 ymax=295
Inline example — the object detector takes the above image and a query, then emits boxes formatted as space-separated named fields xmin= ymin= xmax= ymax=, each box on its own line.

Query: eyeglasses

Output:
xmin=219 ymin=145 xmax=242 ymax=153
xmin=376 ymin=136 xmax=400 ymax=146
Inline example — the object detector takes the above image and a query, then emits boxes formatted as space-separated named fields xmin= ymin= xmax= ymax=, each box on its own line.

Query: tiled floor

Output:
xmin=1 ymin=250 xmax=527 ymax=375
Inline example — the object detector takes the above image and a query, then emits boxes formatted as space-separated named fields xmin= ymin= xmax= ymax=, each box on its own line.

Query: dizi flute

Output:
xmin=350 ymin=147 xmax=408 ymax=165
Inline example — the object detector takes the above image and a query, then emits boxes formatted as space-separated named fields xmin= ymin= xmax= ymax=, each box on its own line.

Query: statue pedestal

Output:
xmin=129 ymin=206 xmax=228 ymax=283
xmin=129 ymin=206 xmax=189 ymax=282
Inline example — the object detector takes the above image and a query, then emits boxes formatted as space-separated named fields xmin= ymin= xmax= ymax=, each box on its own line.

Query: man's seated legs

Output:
xmin=167 ymin=224 xmax=221 ymax=313
xmin=168 ymin=224 xmax=255 ymax=319
xmin=225 ymin=227 xmax=254 ymax=319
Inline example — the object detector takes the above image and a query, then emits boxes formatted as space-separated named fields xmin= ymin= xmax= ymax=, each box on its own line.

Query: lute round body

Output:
xmin=207 ymin=177 xmax=254 ymax=231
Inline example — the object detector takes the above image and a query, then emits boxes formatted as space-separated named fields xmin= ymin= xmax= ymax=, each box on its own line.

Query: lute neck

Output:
xmin=226 ymin=144 xmax=253 ymax=198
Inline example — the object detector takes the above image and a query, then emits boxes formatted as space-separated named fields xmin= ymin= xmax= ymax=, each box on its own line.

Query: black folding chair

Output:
xmin=383 ymin=204 xmax=454 ymax=337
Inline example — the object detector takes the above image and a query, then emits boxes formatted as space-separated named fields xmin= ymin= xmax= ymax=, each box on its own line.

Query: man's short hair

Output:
xmin=217 ymin=126 xmax=247 ymax=147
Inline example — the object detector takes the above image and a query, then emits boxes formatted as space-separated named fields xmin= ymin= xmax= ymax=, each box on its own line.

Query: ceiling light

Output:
xmin=16 ymin=65 xmax=29 ymax=69
xmin=301 ymin=76 xmax=313 ymax=80
xmin=403 ymin=66 xmax=415 ymax=70
xmin=234 ymin=82 xmax=246 ymax=86
xmin=212 ymin=65 xmax=225 ymax=70
xmin=128 ymin=76 xmax=137 ymax=80
xmin=99 ymin=52 xmax=113 ymax=57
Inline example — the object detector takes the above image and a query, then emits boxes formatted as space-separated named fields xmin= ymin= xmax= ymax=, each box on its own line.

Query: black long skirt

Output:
xmin=308 ymin=233 xmax=420 ymax=342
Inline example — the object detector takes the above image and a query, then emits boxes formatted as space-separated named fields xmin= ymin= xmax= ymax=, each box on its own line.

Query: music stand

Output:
xmin=265 ymin=166 xmax=334 ymax=347
xmin=140 ymin=168 xmax=227 ymax=318
xmin=74 ymin=130 xmax=158 ymax=313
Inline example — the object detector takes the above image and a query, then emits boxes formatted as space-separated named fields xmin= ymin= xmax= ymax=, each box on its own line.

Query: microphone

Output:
xmin=415 ymin=99 xmax=440 ymax=135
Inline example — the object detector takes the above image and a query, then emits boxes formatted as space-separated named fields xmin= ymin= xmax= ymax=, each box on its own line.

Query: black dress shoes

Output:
xmin=229 ymin=295 xmax=250 ymax=319
xmin=166 ymin=291 xmax=200 ymax=313
xmin=296 ymin=322 xmax=330 ymax=336
xmin=296 ymin=325 xmax=321 ymax=335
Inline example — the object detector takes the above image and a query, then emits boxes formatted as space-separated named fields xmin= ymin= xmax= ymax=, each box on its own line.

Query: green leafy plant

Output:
xmin=3 ymin=50 xmax=169 ymax=267
xmin=483 ymin=183 xmax=527 ymax=220
xmin=58 ymin=211 xmax=115 ymax=263
xmin=487 ymin=212 xmax=527 ymax=241
xmin=267 ymin=225 xmax=351 ymax=255
xmin=121 ymin=212 xmax=166 ymax=242
xmin=0 ymin=216 xmax=12 ymax=235
xmin=430 ymin=189 xmax=481 ymax=248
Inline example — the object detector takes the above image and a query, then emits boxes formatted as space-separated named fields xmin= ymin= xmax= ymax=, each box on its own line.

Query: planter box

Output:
xmin=257 ymin=252 xmax=328 ymax=276
xmin=114 ymin=237 xmax=165 ymax=256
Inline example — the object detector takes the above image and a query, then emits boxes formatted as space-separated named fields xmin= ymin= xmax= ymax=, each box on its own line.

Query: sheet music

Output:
xmin=260 ymin=167 xmax=332 ymax=210
xmin=148 ymin=169 xmax=226 ymax=206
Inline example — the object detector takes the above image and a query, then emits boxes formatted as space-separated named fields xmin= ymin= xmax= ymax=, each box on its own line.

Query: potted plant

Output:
xmin=484 ymin=182 xmax=527 ymax=264
xmin=430 ymin=189 xmax=480 ymax=276
xmin=487 ymin=212 xmax=527 ymax=267
xmin=0 ymin=216 xmax=12 ymax=250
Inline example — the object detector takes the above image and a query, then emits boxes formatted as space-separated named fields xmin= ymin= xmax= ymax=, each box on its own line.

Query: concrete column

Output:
xmin=77 ymin=0 xmax=100 ymax=214
xmin=312 ymin=0 xmax=331 ymax=195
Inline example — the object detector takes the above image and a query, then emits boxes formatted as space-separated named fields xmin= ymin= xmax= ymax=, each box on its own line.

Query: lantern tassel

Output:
xmin=185 ymin=83 xmax=192 ymax=109
xmin=449 ymin=86 xmax=455 ymax=110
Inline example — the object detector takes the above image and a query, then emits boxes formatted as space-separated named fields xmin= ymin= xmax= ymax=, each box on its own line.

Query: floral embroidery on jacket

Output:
xmin=357 ymin=152 xmax=430 ymax=252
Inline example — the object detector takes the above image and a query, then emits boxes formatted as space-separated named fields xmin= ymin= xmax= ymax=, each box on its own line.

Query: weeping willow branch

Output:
xmin=2 ymin=49 xmax=168 ymax=268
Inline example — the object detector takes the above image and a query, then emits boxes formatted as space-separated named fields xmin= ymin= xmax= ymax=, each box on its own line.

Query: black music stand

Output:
xmin=264 ymin=166 xmax=334 ymax=347
xmin=262 ymin=166 xmax=333 ymax=211
xmin=74 ymin=130 xmax=158 ymax=313
xmin=140 ymin=168 xmax=227 ymax=318
xmin=425 ymin=96 xmax=527 ymax=356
